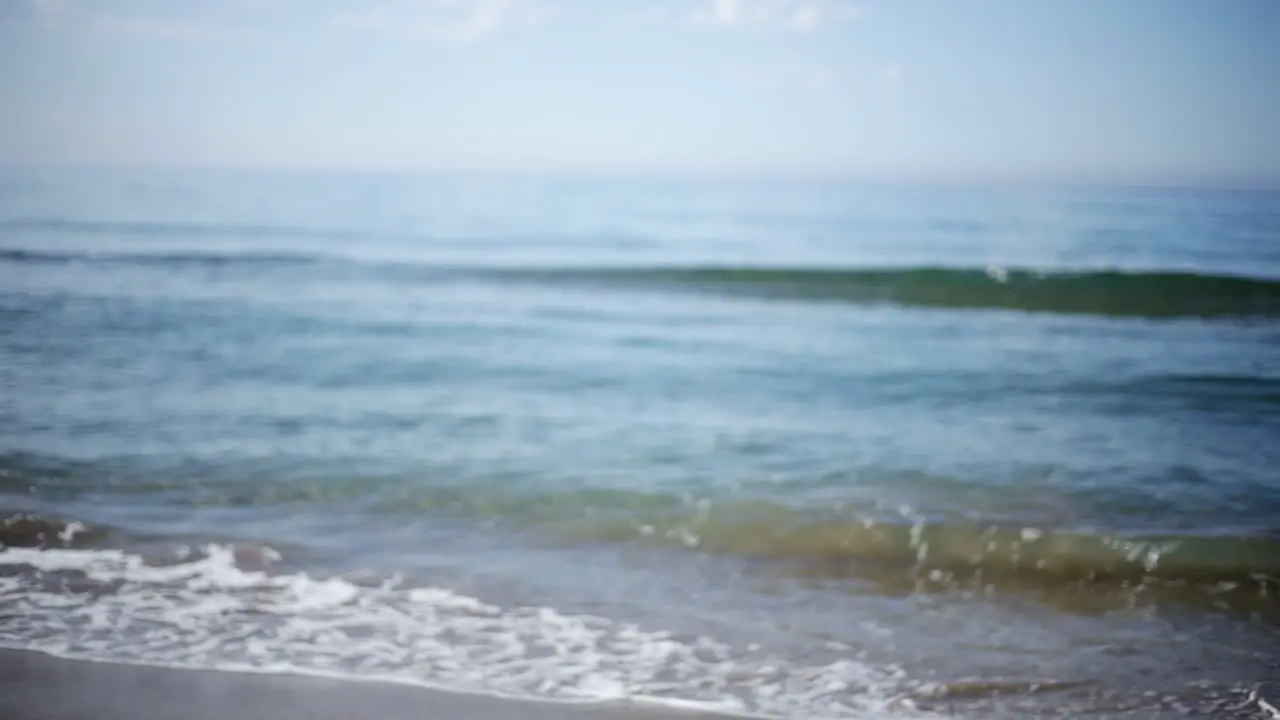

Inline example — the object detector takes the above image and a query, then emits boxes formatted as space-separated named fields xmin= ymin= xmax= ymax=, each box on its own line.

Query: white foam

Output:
xmin=58 ymin=521 xmax=86 ymax=544
xmin=0 ymin=544 xmax=934 ymax=719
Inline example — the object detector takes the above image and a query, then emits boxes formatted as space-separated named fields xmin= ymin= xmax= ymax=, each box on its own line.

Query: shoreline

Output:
xmin=0 ymin=648 xmax=741 ymax=720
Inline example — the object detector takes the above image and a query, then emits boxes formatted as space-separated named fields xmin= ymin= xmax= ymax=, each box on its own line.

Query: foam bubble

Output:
xmin=0 ymin=544 xmax=935 ymax=719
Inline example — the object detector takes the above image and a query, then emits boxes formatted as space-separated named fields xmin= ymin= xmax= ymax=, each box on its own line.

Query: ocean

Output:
xmin=1 ymin=167 xmax=1278 ymax=718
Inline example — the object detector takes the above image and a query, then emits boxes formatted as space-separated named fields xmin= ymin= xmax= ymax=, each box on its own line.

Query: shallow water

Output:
xmin=1 ymin=169 xmax=1278 ymax=718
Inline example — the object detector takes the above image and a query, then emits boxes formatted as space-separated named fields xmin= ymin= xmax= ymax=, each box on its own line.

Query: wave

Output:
xmin=6 ymin=232 xmax=1279 ymax=319
xmin=0 ymin=512 xmax=924 ymax=719
xmin=1073 ymin=373 xmax=1280 ymax=408
xmin=0 ymin=247 xmax=324 ymax=269
xmin=556 ymin=509 xmax=1280 ymax=601
xmin=3 ymin=451 xmax=1278 ymax=611
xmin=0 ymin=512 xmax=105 ymax=549
xmin=4 ymin=450 xmax=1277 ymax=610
xmin=370 ymin=489 xmax=1280 ymax=610
xmin=488 ymin=265 xmax=1280 ymax=319
xmin=3 ymin=511 xmax=1271 ymax=718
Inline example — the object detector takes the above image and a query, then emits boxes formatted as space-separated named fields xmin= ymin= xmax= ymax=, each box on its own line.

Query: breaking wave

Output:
xmin=564 ymin=508 xmax=1280 ymax=611
xmin=0 ymin=513 xmax=934 ymax=719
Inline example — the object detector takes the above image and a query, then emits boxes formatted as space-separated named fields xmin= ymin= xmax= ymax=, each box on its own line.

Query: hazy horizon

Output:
xmin=6 ymin=161 xmax=1279 ymax=193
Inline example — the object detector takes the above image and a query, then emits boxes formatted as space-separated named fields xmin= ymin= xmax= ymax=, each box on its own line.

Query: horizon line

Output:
xmin=2 ymin=159 xmax=1278 ymax=192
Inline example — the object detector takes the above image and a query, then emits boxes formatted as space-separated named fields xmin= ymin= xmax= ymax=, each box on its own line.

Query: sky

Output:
xmin=1 ymin=0 xmax=1278 ymax=184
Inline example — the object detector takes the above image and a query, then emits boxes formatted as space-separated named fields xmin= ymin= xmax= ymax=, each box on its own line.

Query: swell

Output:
xmin=0 ymin=247 xmax=324 ymax=269
xmin=489 ymin=265 xmax=1280 ymax=319
xmin=6 ymin=237 xmax=1279 ymax=319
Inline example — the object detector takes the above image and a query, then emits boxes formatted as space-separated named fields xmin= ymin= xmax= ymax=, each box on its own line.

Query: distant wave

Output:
xmin=6 ymin=233 xmax=1280 ymax=318
xmin=0 ymin=247 xmax=324 ymax=269
xmin=488 ymin=265 xmax=1280 ymax=319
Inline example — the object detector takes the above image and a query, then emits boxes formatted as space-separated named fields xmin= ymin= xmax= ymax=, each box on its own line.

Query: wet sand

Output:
xmin=0 ymin=649 xmax=738 ymax=720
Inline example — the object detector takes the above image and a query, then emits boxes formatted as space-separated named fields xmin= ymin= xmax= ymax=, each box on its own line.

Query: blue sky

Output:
xmin=1 ymin=0 xmax=1278 ymax=183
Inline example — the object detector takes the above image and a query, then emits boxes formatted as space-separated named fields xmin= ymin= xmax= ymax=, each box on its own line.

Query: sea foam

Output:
xmin=0 ymin=543 xmax=934 ymax=720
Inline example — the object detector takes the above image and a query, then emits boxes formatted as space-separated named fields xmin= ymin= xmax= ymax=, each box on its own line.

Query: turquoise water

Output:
xmin=1 ymin=168 xmax=1278 ymax=718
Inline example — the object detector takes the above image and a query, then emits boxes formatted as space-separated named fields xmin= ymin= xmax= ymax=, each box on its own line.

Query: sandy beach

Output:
xmin=0 ymin=649 xmax=738 ymax=720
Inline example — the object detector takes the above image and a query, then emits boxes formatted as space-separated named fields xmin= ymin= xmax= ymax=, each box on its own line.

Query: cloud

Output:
xmin=331 ymin=0 xmax=533 ymax=42
xmin=691 ymin=0 xmax=858 ymax=31
xmin=691 ymin=0 xmax=744 ymax=26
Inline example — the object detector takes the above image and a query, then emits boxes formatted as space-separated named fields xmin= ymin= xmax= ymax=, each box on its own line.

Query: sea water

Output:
xmin=1 ymin=168 xmax=1278 ymax=718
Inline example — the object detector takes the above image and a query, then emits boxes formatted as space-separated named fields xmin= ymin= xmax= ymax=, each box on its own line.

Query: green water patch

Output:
xmin=479 ymin=264 xmax=1280 ymax=319
xmin=7 ymin=450 xmax=1277 ymax=614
